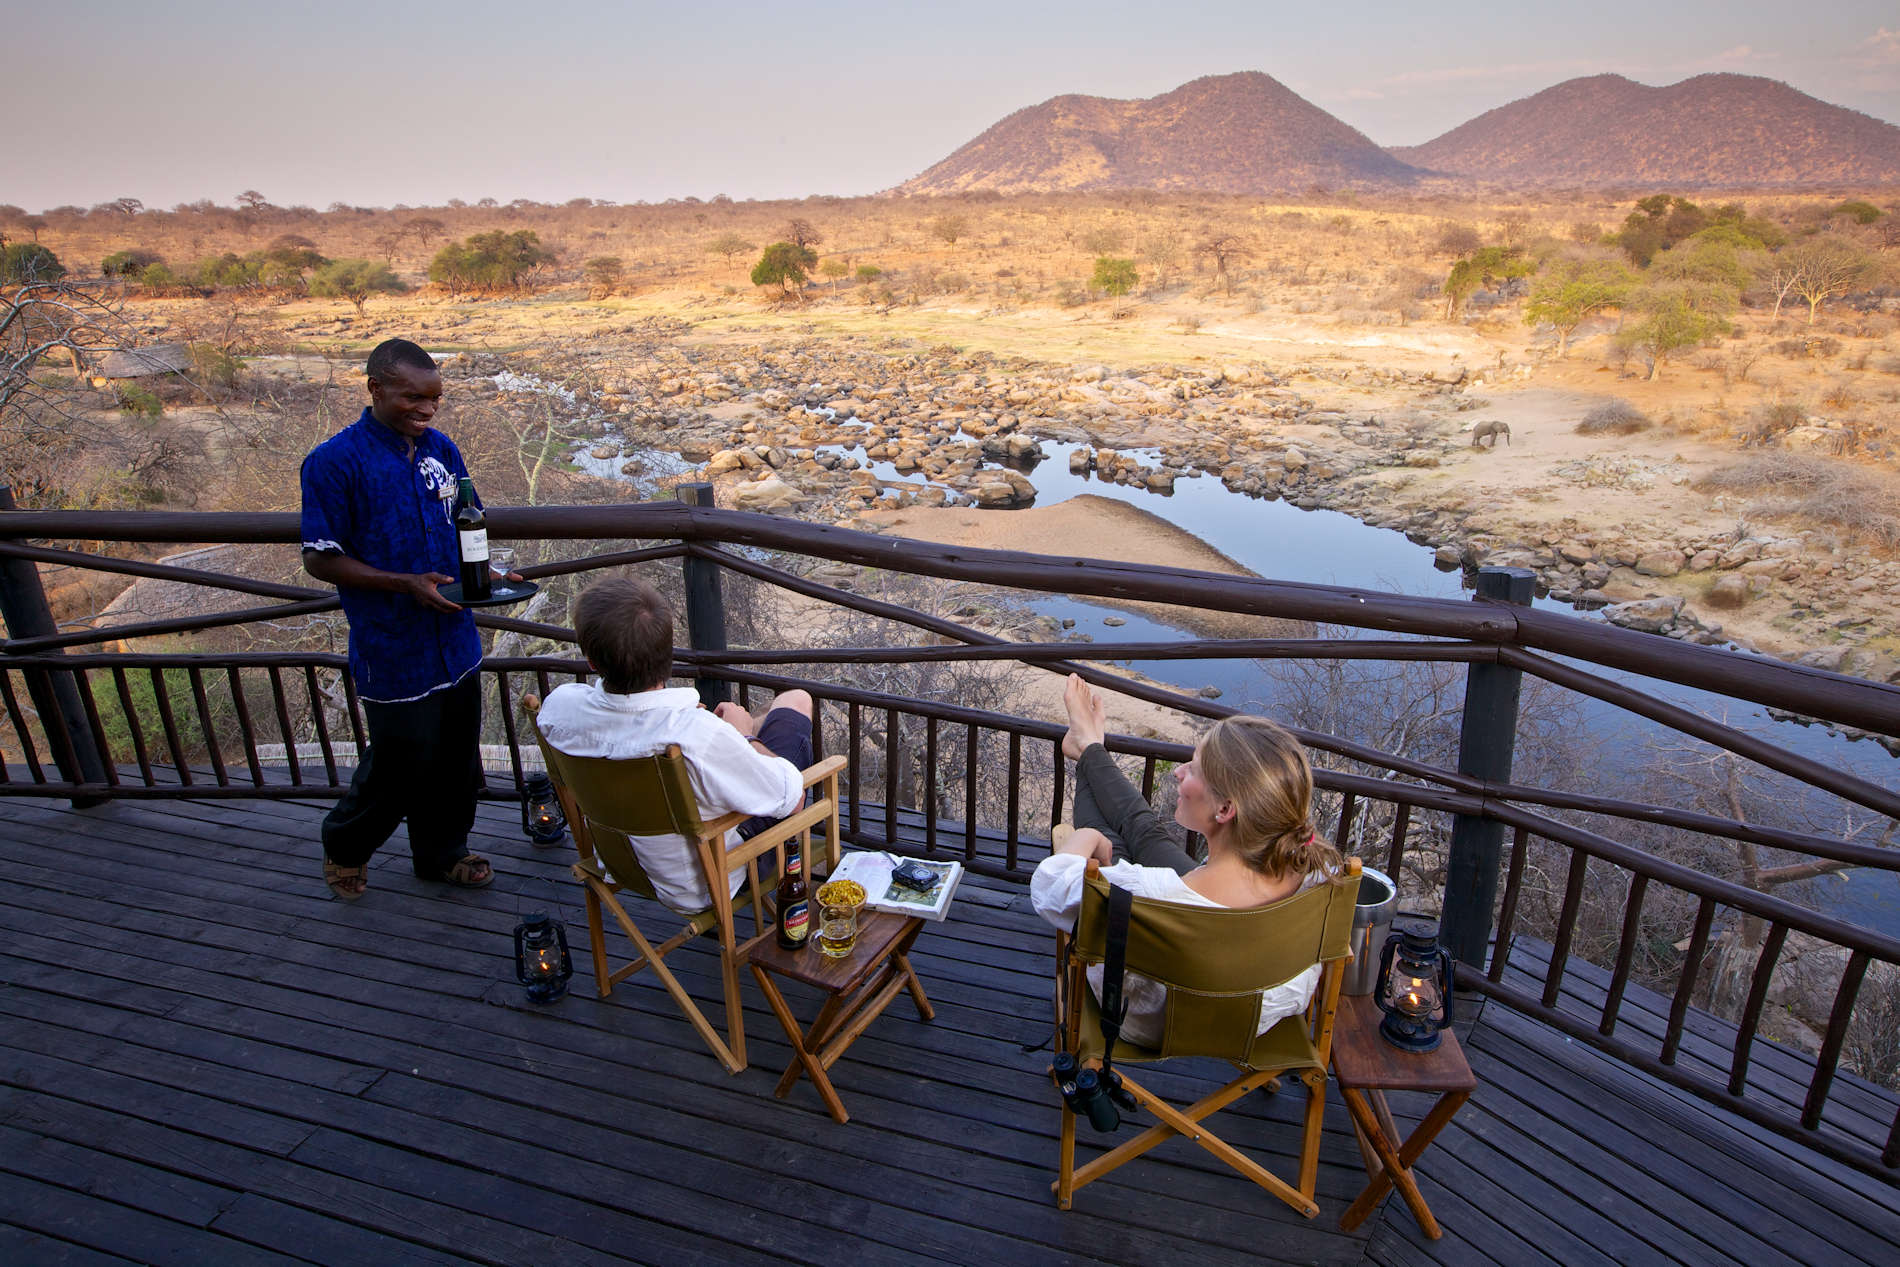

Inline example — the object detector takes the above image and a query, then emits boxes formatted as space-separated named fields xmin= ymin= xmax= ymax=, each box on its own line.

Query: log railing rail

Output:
xmin=1 ymin=497 xmax=1896 ymax=1178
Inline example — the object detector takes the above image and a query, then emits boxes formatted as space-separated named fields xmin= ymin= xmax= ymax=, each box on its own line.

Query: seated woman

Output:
xmin=1032 ymin=675 xmax=1344 ymax=1048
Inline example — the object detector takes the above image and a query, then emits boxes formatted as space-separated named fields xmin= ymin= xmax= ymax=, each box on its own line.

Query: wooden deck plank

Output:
xmin=2 ymin=790 xmax=1898 ymax=1267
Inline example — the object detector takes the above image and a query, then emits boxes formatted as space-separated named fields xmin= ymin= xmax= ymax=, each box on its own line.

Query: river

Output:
xmin=584 ymin=422 xmax=1900 ymax=936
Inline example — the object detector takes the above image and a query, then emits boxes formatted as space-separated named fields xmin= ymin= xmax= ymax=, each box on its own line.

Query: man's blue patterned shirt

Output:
xmin=300 ymin=408 xmax=482 ymax=703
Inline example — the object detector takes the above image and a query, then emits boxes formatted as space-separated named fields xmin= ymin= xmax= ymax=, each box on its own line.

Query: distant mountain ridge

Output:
xmin=896 ymin=71 xmax=1900 ymax=196
xmin=893 ymin=72 xmax=1424 ymax=196
xmin=1391 ymin=73 xmax=1900 ymax=186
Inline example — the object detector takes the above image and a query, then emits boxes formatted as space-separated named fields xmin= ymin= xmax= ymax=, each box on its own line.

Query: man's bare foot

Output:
xmin=1061 ymin=674 xmax=1108 ymax=761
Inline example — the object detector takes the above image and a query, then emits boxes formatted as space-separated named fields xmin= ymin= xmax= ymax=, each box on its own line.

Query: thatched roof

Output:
xmin=94 ymin=343 xmax=190 ymax=378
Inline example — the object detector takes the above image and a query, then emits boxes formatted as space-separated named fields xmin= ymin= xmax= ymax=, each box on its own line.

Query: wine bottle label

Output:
xmin=458 ymin=529 xmax=488 ymax=563
xmin=781 ymin=902 xmax=810 ymax=942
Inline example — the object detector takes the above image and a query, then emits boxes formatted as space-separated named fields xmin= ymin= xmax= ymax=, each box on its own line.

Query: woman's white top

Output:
xmin=1031 ymin=854 xmax=1323 ymax=1050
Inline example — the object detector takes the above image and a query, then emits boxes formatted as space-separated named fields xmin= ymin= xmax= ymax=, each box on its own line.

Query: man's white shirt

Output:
xmin=536 ymin=683 xmax=803 ymax=912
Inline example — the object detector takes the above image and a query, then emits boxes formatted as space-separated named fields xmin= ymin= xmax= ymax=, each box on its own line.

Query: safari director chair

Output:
xmin=1054 ymin=857 xmax=1362 ymax=1217
xmin=528 ymin=704 xmax=844 ymax=1075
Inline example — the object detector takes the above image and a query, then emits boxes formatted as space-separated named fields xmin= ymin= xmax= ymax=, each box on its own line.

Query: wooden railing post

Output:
xmin=675 ymin=483 xmax=729 ymax=708
xmin=0 ymin=486 xmax=110 ymax=804
xmin=1441 ymin=566 xmax=1535 ymax=970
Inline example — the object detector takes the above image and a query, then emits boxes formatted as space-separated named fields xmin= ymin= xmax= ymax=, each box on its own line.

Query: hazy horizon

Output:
xmin=7 ymin=0 xmax=1898 ymax=213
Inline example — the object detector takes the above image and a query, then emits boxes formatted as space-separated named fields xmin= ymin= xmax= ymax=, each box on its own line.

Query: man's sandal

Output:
xmin=421 ymin=854 xmax=494 ymax=888
xmin=322 ymin=859 xmax=369 ymax=901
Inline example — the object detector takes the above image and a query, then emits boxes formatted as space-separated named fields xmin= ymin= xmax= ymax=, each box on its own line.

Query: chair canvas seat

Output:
xmin=529 ymin=704 xmax=843 ymax=1075
xmin=1055 ymin=858 xmax=1362 ymax=1218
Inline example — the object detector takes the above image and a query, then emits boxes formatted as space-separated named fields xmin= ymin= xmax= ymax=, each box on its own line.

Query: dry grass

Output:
xmin=1575 ymin=398 xmax=1650 ymax=435
xmin=1694 ymin=452 xmax=1900 ymax=548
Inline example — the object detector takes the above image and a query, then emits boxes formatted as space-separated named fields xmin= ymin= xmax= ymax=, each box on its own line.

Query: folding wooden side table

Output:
xmin=747 ymin=909 xmax=934 ymax=1123
xmin=1329 ymin=993 xmax=1477 ymax=1239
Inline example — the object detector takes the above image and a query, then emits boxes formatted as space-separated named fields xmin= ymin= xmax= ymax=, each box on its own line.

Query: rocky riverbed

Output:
xmin=447 ymin=332 xmax=1900 ymax=694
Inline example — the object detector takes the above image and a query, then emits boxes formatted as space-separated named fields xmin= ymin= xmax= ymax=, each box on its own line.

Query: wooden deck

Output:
xmin=2 ymin=790 xmax=1897 ymax=1266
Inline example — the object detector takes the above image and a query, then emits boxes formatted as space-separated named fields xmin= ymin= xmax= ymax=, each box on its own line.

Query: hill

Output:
xmin=893 ymin=72 xmax=1423 ymax=196
xmin=1390 ymin=73 xmax=1900 ymax=187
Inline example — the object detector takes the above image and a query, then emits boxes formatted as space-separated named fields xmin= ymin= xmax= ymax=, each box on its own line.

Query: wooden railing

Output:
xmin=2 ymin=494 xmax=1897 ymax=1178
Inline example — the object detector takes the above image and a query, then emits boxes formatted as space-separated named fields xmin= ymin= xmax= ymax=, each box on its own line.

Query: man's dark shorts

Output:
xmin=738 ymin=706 xmax=815 ymax=842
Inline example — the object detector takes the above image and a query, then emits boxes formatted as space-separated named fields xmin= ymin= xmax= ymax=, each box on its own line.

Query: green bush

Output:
xmin=1091 ymin=256 xmax=1138 ymax=297
xmin=101 ymin=248 xmax=162 ymax=278
xmin=1834 ymin=200 xmax=1883 ymax=225
xmin=428 ymin=230 xmax=555 ymax=294
xmin=1 ymin=242 xmax=64 ymax=283
xmin=749 ymin=241 xmax=817 ymax=294
xmin=90 ymin=667 xmax=241 ymax=766
xmin=116 ymin=384 xmax=164 ymax=416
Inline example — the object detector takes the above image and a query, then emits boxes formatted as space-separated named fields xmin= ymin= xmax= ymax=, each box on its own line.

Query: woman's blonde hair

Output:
xmin=1197 ymin=715 xmax=1342 ymax=879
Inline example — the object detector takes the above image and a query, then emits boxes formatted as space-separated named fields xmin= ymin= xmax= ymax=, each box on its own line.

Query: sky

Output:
xmin=7 ymin=0 xmax=1898 ymax=212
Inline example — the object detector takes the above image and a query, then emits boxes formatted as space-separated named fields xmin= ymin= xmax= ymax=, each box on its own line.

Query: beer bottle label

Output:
xmin=785 ymin=849 xmax=802 ymax=876
xmin=459 ymin=528 xmax=488 ymax=563
xmin=781 ymin=901 xmax=810 ymax=943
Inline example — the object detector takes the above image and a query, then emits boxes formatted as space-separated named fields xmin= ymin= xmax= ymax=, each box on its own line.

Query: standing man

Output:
xmin=300 ymin=338 xmax=504 ymax=900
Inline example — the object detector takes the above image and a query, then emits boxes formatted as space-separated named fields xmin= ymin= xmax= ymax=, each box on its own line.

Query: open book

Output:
xmin=826 ymin=851 xmax=963 ymax=923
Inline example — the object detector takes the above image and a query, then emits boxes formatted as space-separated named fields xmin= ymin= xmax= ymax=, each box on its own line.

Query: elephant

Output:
xmin=1470 ymin=420 xmax=1511 ymax=448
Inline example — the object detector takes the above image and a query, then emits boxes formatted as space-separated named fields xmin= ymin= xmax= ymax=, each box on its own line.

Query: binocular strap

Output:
xmin=1097 ymin=885 xmax=1133 ymax=1081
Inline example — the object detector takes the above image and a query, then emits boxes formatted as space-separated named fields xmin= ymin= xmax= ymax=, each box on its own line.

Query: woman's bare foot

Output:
xmin=1061 ymin=674 xmax=1108 ymax=761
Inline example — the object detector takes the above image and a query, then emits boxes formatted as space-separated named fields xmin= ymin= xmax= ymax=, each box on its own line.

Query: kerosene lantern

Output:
xmin=513 ymin=911 xmax=573 ymax=1003
xmin=521 ymin=772 xmax=567 ymax=847
xmin=1374 ymin=925 xmax=1454 ymax=1052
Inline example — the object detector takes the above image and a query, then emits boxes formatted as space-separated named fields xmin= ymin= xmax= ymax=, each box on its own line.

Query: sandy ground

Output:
xmin=849 ymin=494 xmax=1319 ymax=746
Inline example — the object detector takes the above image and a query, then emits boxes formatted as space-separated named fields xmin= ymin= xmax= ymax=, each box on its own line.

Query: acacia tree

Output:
xmin=781 ymin=218 xmax=822 ymax=250
xmin=308 ymin=258 xmax=405 ymax=315
xmin=1765 ymin=237 xmax=1876 ymax=323
xmin=1442 ymin=246 xmax=1533 ymax=319
xmin=706 ymin=232 xmax=754 ymax=266
xmin=750 ymin=241 xmax=817 ymax=295
xmin=1524 ymin=255 xmax=1638 ymax=353
xmin=584 ymin=255 xmax=625 ymax=299
xmin=1196 ymin=233 xmax=1248 ymax=296
xmin=1616 ymin=281 xmax=1731 ymax=380
xmin=1091 ymin=256 xmax=1138 ymax=297
xmin=929 ymin=214 xmax=969 ymax=248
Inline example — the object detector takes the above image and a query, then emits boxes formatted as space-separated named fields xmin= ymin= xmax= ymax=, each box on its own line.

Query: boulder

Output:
xmin=729 ymin=475 xmax=804 ymax=512
xmin=1602 ymin=596 xmax=1684 ymax=633
xmin=1704 ymin=575 xmax=1750 ymax=609
xmin=1632 ymin=549 xmax=1686 ymax=578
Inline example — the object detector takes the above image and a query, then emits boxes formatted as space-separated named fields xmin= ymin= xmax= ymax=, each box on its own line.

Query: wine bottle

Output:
xmin=775 ymin=838 xmax=811 ymax=950
xmin=455 ymin=477 xmax=491 ymax=601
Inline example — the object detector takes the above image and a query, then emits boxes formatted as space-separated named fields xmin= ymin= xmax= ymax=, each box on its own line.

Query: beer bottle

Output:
xmin=454 ymin=476 xmax=491 ymax=601
xmin=775 ymin=838 xmax=811 ymax=950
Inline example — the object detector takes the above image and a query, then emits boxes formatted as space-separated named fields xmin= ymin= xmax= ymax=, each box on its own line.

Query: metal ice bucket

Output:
xmin=1343 ymin=866 xmax=1398 ymax=996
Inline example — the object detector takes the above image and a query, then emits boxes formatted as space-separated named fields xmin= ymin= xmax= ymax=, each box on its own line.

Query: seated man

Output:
xmin=534 ymin=576 xmax=814 ymax=913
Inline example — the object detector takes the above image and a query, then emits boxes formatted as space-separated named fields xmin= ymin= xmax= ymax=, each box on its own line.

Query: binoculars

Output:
xmin=1051 ymin=1052 xmax=1137 ymax=1133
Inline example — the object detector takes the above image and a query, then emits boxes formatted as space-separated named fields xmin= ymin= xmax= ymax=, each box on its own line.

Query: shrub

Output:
xmin=428 ymin=230 xmax=555 ymax=294
xmin=1 ymin=242 xmax=64 ymax=283
xmin=1091 ymin=256 xmax=1138 ymax=297
xmin=116 ymin=384 xmax=164 ymax=416
xmin=101 ymin=248 xmax=162 ymax=279
xmin=188 ymin=343 xmax=241 ymax=391
xmin=1695 ymin=454 xmax=1900 ymax=546
xmin=1576 ymin=399 xmax=1650 ymax=435
xmin=1834 ymin=200 xmax=1883 ymax=225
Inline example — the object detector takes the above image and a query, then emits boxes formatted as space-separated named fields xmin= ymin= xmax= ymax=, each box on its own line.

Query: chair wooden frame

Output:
xmin=529 ymin=707 xmax=844 ymax=1075
xmin=1052 ymin=858 xmax=1362 ymax=1218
